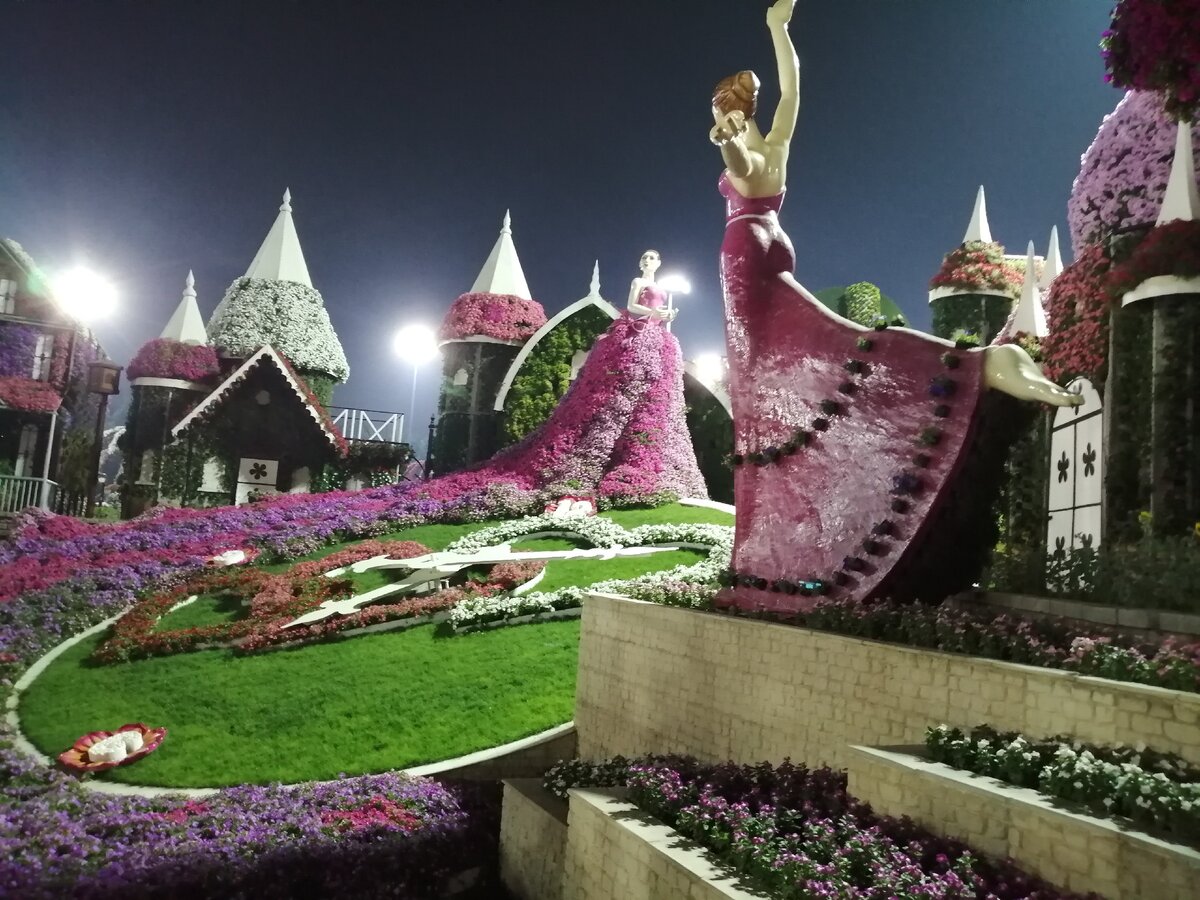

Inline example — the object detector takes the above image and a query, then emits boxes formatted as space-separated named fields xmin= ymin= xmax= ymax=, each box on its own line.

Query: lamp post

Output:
xmin=85 ymin=360 xmax=122 ymax=518
xmin=48 ymin=268 xmax=117 ymax=498
xmin=658 ymin=274 xmax=692 ymax=332
xmin=392 ymin=324 xmax=440 ymax=443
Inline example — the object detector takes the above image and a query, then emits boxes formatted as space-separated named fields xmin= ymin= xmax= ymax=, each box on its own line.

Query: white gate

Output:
xmin=1046 ymin=378 xmax=1103 ymax=556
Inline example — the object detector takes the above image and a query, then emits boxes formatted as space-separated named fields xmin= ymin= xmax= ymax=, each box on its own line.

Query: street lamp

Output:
xmin=42 ymin=268 xmax=118 ymax=510
xmin=658 ymin=274 xmax=692 ymax=332
xmin=84 ymin=360 xmax=122 ymax=518
xmin=392 ymin=324 xmax=440 ymax=442
xmin=693 ymin=352 xmax=727 ymax=386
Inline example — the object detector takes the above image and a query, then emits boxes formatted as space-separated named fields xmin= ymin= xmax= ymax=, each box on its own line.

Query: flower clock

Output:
xmin=59 ymin=723 xmax=167 ymax=773
xmin=92 ymin=539 xmax=548 ymax=663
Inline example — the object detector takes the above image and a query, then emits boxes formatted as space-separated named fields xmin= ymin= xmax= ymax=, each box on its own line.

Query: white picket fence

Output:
xmin=0 ymin=475 xmax=56 ymax=514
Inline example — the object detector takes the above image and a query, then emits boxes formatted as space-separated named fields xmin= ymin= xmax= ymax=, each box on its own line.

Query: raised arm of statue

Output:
xmin=765 ymin=0 xmax=799 ymax=146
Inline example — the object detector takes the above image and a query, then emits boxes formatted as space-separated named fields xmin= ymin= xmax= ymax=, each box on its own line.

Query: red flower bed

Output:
xmin=929 ymin=241 xmax=1024 ymax=298
xmin=1103 ymin=0 xmax=1200 ymax=121
xmin=92 ymin=539 xmax=546 ymax=661
xmin=438 ymin=292 xmax=547 ymax=342
xmin=0 ymin=376 xmax=62 ymax=412
xmin=1107 ymin=219 xmax=1200 ymax=298
xmin=1040 ymin=245 xmax=1113 ymax=385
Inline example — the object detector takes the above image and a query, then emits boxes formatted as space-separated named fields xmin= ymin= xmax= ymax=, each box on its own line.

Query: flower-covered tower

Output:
xmin=433 ymin=211 xmax=546 ymax=474
xmin=928 ymin=186 xmax=1030 ymax=343
xmin=206 ymin=190 xmax=349 ymax=406
xmin=121 ymin=272 xmax=223 ymax=515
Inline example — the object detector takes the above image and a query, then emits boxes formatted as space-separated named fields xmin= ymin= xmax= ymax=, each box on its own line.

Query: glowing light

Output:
xmin=694 ymin=353 xmax=726 ymax=384
xmin=659 ymin=274 xmax=692 ymax=295
xmin=393 ymin=324 xmax=440 ymax=365
xmin=52 ymin=268 xmax=117 ymax=321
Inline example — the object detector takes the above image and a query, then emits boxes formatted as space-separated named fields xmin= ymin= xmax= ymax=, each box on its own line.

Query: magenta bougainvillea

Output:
xmin=1069 ymin=91 xmax=1200 ymax=254
xmin=0 ymin=376 xmax=62 ymax=412
xmin=1040 ymin=244 xmax=1113 ymax=386
xmin=1107 ymin=219 xmax=1200 ymax=297
xmin=929 ymin=241 xmax=1025 ymax=298
xmin=1102 ymin=0 xmax=1200 ymax=121
xmin=127 ymin=338 xmax=221 ymax=382
xmin=437 ymin=292 xmax=547 ymax=343
xmin=432 ymin=313 xmax=707 ymax=503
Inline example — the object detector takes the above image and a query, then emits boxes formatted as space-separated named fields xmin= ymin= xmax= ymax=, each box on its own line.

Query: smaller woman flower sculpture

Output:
xmin=711 ymin=0 xmax=1081 ymax=613
xmin=625 ymin=249 xmax=678 ymax=331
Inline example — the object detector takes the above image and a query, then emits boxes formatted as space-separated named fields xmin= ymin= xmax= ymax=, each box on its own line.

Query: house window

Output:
xmin=0 ymin=279 xmax=16 ymax=314
xmin=14 ymin=425 xmax=38 ymax=477
xmin=31 ymin=333 xmax=54 ymax=381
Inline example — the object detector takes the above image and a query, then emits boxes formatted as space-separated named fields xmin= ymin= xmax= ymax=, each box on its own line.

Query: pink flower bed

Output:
xmin=127 ymin=338 xmax=221 ymax=382
xmin=929 ymin=241 xmax=1024 ymax=298
xmin=438 ymin=292 xmax=547 ymax=342
xmin=0 ymin=376 xmax=62 ymax=412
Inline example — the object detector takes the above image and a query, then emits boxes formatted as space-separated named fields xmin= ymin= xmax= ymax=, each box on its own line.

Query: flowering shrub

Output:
xmin=0 ymin=377 xmax=61 ymax=413
xmin=1102 ymin=0 xmax=1200 ymax=121
xmin=437 ymin=291 xmax=546 ymax=343
xmin=927 ymin=724 xmax=1200 ymax=847
xmin=126 ymin=338 xmax=220 ymax=382
xmin=0 ymin=324 xmax=40 ymax=378
xmin=768 ymin=593 xmax=1200 ymax=693
xmin=446 ymin=520 xmax=731 ymax=629
xmin=1107 ymin=219 xmax=1200 ymax=298
xmin=207 ymin=277 xmax=350 ymax=382
xmin=0 ymin=742 xmax=487 ymax=898
xmin=1069 ymin=92 xmax=1200 ymax=254
xmin=929 ymin=241 xmax=1025 ymax=299
xmin=542 ymin=756 xmax=1089 ymax=899
xmin=1039 ymin=244 xmax=1113 ymax=385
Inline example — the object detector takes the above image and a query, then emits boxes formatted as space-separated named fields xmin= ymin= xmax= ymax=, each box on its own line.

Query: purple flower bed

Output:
xmin=0 ymin=324 xmax=40 ymax=378
xmin=126 ymin=338 xmax=220 ymax=382
xmin=544 ymin=757 xmax=1093 ymax=899
xmin=0 ymin=743 xmax=495 ymax=898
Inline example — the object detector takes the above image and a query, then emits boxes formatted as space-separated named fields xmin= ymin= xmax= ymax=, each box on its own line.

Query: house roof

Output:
xmin=170 ymin=345 xmax=346 ymax=454
xmin=160 ymin=270 xmax=208 ymax=345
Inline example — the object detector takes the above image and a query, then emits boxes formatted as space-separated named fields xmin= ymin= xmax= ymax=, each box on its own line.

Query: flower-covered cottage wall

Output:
xmin=985 ymin=86 xmax=1200 ymax=612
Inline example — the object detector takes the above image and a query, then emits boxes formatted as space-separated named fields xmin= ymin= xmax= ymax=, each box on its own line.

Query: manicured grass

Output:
xmin=19 ymin=503 xmax=731 ymax=787
xmin=21 ymin=620 xmax=580 ymax=788
xmin=154 ymin=592 xmax=245 ymax=631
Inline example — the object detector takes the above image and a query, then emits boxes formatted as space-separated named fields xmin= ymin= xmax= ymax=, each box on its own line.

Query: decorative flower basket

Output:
xmin=58 ymin=723 xmax=167 ymax=773
xmin=207 ymin=547 xmax=262 ymax=567
xmin=1121 ymin=273 xmax=1200 ymax=307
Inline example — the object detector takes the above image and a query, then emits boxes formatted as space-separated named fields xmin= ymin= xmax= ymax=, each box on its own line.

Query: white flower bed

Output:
xmin=447 ymin=519 xmax=732 ymax=631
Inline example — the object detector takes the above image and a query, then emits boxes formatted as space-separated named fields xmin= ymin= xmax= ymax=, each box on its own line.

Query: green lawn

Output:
xmin=19 ymin=503 xmax=731 ymax=788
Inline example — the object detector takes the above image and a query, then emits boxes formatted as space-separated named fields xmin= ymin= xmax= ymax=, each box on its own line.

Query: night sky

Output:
xmin=1 ymin=0 xmax=1118 ymax=432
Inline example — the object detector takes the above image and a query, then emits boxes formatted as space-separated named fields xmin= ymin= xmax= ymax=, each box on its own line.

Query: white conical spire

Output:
xmin=469 ymin=209 xmax=532 ymax=299
xmin=586 ymin=260 xmax=602 ymax=299
xmin=160 ymin=270 xmax=208 ymax=345
xmin=963 ymin=185 xmax=993 ymax=244
xmin=1041 ymin=226 xmax=1064 ymax=290
xmin=244 ymin=188 xmax=313 ymax=287
xmin=1008 ymin=241 xmax=1049 ymax=338
xmin=1157 ymin=120 xmax=1200 ymax=226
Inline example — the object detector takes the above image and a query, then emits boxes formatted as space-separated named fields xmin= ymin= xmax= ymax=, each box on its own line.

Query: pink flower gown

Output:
xmin=717 ymin=174 xmax=1012 ymax=613
xmin=432 ymin=284 xmax=708 ymax=500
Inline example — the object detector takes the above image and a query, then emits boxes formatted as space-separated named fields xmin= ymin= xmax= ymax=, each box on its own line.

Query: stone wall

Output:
xmin=561 ymin=788 xmax=763 ymax=900
xmin=576 ymin=593 xmax=1200 ymax=768
xmin=500 ymin=780 xmax=567 ymax=900
xmin=847 ymin=745 xmax=1200 ymax=900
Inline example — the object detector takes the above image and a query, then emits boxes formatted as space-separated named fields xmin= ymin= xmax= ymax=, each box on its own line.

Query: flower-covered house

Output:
xmin=121 ymin=191 xmax=356 ymax=513
xmin=0 ymin=239 xmax=105 ymax=513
